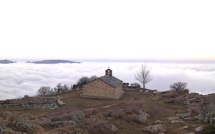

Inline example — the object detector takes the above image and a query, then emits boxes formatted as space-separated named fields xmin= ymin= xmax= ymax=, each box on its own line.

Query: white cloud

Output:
xmin=0 ymin=62 xmax=215 ymax=100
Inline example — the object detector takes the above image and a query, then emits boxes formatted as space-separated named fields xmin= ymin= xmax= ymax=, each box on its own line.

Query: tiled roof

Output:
xmin=99 ymin=75 xmax=123 ymax=87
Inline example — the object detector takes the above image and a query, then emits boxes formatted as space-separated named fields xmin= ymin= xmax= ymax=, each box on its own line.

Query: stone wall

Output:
xmin=81 ymin=79 xmax=123 ymax=99
xmin=0 ymin=96 xmax=63 ymax=109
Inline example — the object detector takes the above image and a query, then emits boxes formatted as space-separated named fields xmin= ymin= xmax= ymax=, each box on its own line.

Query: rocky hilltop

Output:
xmin=0 ymin=90 xmax=215 ymax=134
xmin=28 ymin=60 xmax=80 ymax=64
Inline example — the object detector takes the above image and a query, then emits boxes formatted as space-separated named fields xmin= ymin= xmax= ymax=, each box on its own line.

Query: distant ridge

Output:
xmin=0 ymin=59 xmax=15 ymax=64
xmin=29 ymin=60 xmax=80 ymax=64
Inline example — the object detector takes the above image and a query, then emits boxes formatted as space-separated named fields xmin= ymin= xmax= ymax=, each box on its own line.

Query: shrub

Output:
xmin=130 ymin=83 xmax=141 ymax=88
xmin=110 ymin=102 xmax=144 ymax=120
xmin=23 ymin=95 xmax=30 ymax=98
xmin=76 ymin=75 xmax=98 ymax=88
xmin=201 ymin=124 xmax=215 ymax=134
xmin=82 ymin=119 xmax=116 ymax=134
xmin=89 ymin=75 xmax=97 ymax=81
xmin=123 ymin=102 xmax=144 ymax=114
xmin=77 ymin=77 xmax=90 ymax=88
xmin=84 ymin=109 xmax=98 ymax=118
xmin=37 ymin=86 xmax=52 ymax=96
xmin=49 ymin=110 xmax=85 ymax=123
xmin=170 ymin=82 xmax=188 ymax=92
xmin=111 ymin=109 xmax=124 ymax=119
xmin=1 ymin=100 xmax=12 ymax=105
xmin=72 ymin=84 xmax=77 ymax=89
xmin=103 ymin=111 xmax=112 ymax=118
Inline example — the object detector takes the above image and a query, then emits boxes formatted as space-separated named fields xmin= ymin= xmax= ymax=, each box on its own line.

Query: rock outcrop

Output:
xmin=138 ymin=109 xmax=150 ymax=123
xmin=143 ymin=122 xmax=166 ymax=133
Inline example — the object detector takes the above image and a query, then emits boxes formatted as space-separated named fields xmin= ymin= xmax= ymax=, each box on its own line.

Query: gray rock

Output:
xmin=138 ymin=109 xmax=150 ymax=123
xmin=143 ymin=124 xmax=166 ymax=133
xmin=12 ymin=120 xmax=35 ymax=133
xmin=167 ymin=116 xmax=184 ymax=124
xmin=195 ymin=126 xmax=204 ymax=132
xmin=70 ymin=110 xmax=85 ymax=123
xmin=111 ymin=124 xmax=118 ymax=131
xmin=171 ymin=119 xmax=184 ymax=124
xmin=0 ymin=126 xmax=15 ymax=134
xmin=167 ymin=116 xmax=179 ymax=120
xmin=154 ymin=120 xmax=162 ymax=124
xmin=204 ymin=112 xmax=214 ymax=123
xmin=177 ymin=113 xmax=190 ymax=119
xmin=182 ymin=125 xmax=189 ymax=129
xmin=57 ymin=96 xmax=65 ymax=106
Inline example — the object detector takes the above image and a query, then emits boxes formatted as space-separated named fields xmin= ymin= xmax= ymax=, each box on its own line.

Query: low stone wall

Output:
xmin=123 ymin=87 xmax=141 ymax=92
xmin=0 ymin=96 xmax=65 ymax=109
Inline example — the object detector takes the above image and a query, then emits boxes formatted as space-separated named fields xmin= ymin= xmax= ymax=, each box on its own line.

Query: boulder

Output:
xmin=182 ymin=125 xmax=189 ymax=129
xmin=167 ymin=116 xmax=184 ymax=124
xmin=70 ymin=110 xmax=85 ymax=124
xmin=153 ymin=120 xmax=162 ymax=124
xmin=173 ymin=95 xmax=187 ymax=104
xmin=195 ymin=126 xmax=204 ymax=133
xmin=143 ymin=124 xmax=166 ymax=133
xmin=177 ymin=113 xmax=190 ymax=119
xmin=171 ymin=119 xmax=184 ymax=124
xmin=138 ymin=109 xmax=150 ymax=123
xmin=57 ymin=96 xmax=65 ymax=106
xmin=12 ymin=120 xmax=35 ymax=133
xmin=204 ymin=112 xmax=214 ymax=123
xmin=111 ymin=124 xmax=118 ymax=131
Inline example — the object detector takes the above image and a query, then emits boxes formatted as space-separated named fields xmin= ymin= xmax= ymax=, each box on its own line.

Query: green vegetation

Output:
xmin=202 ymin=124 xmax=215 ymax=134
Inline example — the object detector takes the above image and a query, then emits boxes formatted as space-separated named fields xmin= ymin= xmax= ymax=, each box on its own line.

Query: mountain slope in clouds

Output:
xmin=0 ymin=59 xmax=15 ymax=64
xmin=30 ymin=60 xmax=80 ymax=64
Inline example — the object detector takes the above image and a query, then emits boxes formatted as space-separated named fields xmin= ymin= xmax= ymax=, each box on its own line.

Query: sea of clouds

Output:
xmin=0 ymin=62 xmax=215 ymax=100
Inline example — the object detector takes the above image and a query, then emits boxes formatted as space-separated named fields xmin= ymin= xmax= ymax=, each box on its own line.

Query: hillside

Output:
xmin=0 ymin=59 xmax=15 ymax=64
xmin=0 ymin=90 xmax=213 ymax=134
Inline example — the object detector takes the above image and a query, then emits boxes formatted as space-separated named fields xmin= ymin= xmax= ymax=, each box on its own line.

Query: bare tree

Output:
xmin=89 ymin=75 xmax=97 ymax=82
xmin=77 ymin=76 xmax=90 ymax=87
xmin=54 ymin=83 xmax=63 ymax=93
xmin=135 ymin=64 xmax=152 ymax=89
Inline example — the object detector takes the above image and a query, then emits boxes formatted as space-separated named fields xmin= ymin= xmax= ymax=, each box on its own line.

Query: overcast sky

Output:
xmin=0 ymin=0 xmax=215 ymax=61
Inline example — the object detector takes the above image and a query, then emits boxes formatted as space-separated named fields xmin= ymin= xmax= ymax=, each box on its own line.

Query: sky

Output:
xmin=0 ymin=0 xmax=215 ymax=61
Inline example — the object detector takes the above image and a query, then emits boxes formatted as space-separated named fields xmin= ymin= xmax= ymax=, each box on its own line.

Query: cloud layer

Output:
xmin=0 ymin=62 xmax=215 ymax=100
